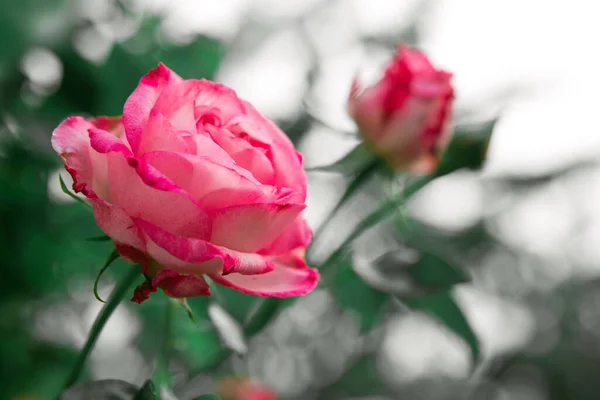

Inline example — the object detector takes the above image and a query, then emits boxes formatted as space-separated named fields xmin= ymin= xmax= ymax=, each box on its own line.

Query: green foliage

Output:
xmin=403 ymin=290 xmax=480 ymax=365
xmin=331 ymin=254 xmax=388 ymax=334
xmin=133 ymin=380 xmax=159 ymax=400
xmin=435 ymin=121 xmax=496 ymax=177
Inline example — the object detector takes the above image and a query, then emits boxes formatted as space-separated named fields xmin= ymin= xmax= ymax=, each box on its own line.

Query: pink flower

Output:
xmin=348 ymin=44 xmax=454 ymax=173
xmin=217 ymin=377 xmax=278 ymax=400
xmin=52 ymin=63 xmax=318 ymax=302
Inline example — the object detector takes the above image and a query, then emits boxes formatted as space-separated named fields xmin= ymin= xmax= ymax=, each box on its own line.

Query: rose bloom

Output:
xmin=348 ymin=44 xmax=454 ymax=174
xmin=217 ymin=377 xmax=277 ymax=400
xmin=52 ymin=63 xmax=318 ymax=302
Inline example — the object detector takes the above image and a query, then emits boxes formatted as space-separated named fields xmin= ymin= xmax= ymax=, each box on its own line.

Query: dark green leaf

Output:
xmin=435 ymin=120 xmax=496 ymax=177
xmin=406 ymin=252 xmax=469 ymax=289
xmin=93 ymin=248 xmax=121 ymax=303
xmin=332 ymin=254 xmax=388 ymax=334
xmin=133 ymin=380 xmax=159 ymax=400
xmin=193 ymin=395 xmax=220 ymax=400
xmin=403 ymin=290 xmax=480 ymax=364
xmin=59 ymin=175 xmax=90 ymax=207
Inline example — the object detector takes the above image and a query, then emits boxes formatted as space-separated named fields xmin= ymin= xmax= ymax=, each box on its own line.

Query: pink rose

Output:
xmin=348 ymin=44 xmax=454 ymax=174
xmin=217 ymin=377 xmax=277 ymax=400
xmin=52 ymin=63 xmax=318 ymax=302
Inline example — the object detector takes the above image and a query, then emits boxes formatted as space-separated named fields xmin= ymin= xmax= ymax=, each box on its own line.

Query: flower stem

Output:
xmin=62 ymin=264 xmax=140 ymax=390
xmin=153 ymin=298 xmax=177 ymax=388
xmin=319 ymin=175 xmax=433 ymax=281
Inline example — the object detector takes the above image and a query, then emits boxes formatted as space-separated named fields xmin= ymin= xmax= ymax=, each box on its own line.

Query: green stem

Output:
xmin=307 ymin=159 xmax=381 ymax=261
xmin=153 ymin=298 xmax=176 ymax=388
xmin=319 ymin=175 xmax=433 ymax=280
xmin=62 ymin=264 xmax=140 ymax=390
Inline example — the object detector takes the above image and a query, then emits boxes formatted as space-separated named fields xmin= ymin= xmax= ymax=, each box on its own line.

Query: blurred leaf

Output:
xmin=133 ymin=380 xmax=159 ymax=400
xmin=193 ymin=396 xmax=220 ymax=400
xmin=403 ymin=290 xmax=480 ymax=364
xmin=307 ymin=142 xmax=377 ymax=175
xmin=317 ymin=354 xmax=389 ymax=399
xmin=406 ymin=253 xmax=470 ymax=289
xmin=435 ymin=120 xmax=496 ymax=177
xmin=58 ymin=379 xmax=138 ymax=400
xmin=332 ymin=254 xmax=388 ymax=334
xmin=243 ymin=297 xmax=289 ymax=336
xmin=172 ymin=297 xmax=227 ymax=372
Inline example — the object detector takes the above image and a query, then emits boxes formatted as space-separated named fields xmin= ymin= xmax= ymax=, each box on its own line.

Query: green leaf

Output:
xmin=331 ymin=254 xmax=388 ymax=334
xmin=93 ymin=248 xmax=121 ymax=303
xmin=435 ymin=120 xmax=496 ymax=177
xmin=133 ymin=380 xmax=159 ymax=400
xmin=406 ymin=252 xmax=469 ymax=289
xmin=193 ymin=395 xmax=220 ymax=400
xmin=306 ymin=142 xmax=377 ymax=175
xmin=173 ymin=297 xmax=228 ymax=372
xmin=403 ymin=290 xmax=480 ymax=364
xmin=59 ymin=175 xmax=90 ymax=207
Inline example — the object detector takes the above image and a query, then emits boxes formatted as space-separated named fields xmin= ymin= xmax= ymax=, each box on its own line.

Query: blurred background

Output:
xmin=2 ymin=0 xmax=600 ymax=399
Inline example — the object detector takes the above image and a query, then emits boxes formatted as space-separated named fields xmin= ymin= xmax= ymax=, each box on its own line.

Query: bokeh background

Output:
xmin=2 ymin=0 xmax=600 ymax=399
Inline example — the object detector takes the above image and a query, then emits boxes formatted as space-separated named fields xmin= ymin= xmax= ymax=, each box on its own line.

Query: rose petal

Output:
xmin=91 ymin=199 xmax=145 ymax=250
xmin=259 ymin=215 xmax=312 ymax=255
xmin=152 ymin=269 xmax=211 ymax=298
xmin=103 ymin=150 xmax=211 ymax=239
xmin=123 ymin=63 xmax=182 ymax=154
xmin=153 ymin=79 xmax=246 ymax=124
xmin=52 ymin=116 xmax=100 ymax=198
xmin=137 ymin=109 xmax=192 ymax=155
xmin=136 ymin=219 xmax=275 ymax=276
xmin=227 ymin=112 xmax=307 ymax=201
xmin=209 ymin=251 xmax=319 ymax=297
xmin=141 ymin=151 xmax=283 ymax=209
xmin=208 ymin=203 xmax=305 ymax=253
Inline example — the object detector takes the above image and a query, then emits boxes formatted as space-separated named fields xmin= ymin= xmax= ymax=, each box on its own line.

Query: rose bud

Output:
xmin=348 ymin=44 xmax=454 ymax=174
xmin=52 ymin=63 xmax=318 ymax=302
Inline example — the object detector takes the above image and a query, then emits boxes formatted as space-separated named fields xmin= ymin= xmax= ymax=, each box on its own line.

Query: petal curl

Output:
xmin=136 ymin=219 xmax=275 ymax=276
xmin=52 ymin=116 xmax=99 ymax=198
xmin=209 ymin=250 xmax=319 ymax=297
xmin=123 ymin=63 xmax=182 ymax=154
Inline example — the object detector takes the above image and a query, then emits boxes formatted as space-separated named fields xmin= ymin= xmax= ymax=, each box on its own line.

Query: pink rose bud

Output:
xmin=52 ymin=63 xmax=318 ymax=302
xmin=348 ymin=44 xmax=454 ymax=174
xmin=217 ymin=377 xmax=277 ymax=400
